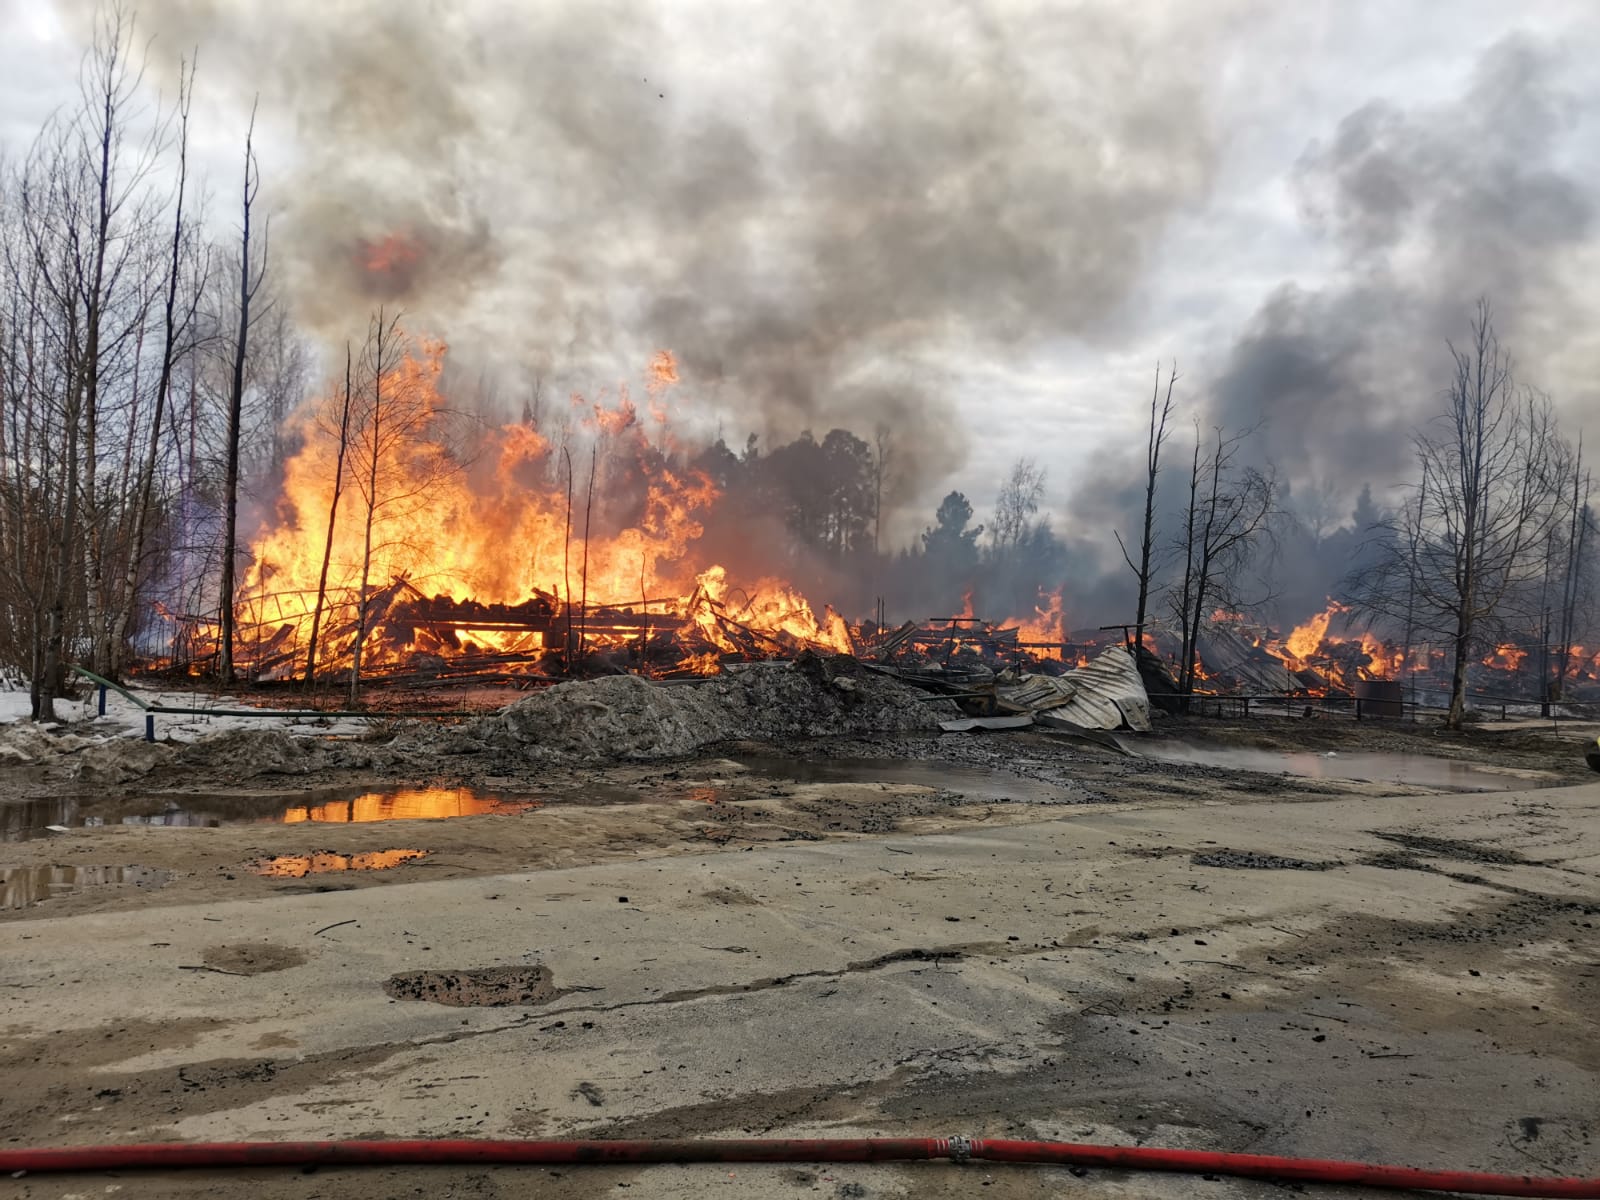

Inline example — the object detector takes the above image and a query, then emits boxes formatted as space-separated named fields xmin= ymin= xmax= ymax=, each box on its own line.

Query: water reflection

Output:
xmin=2 ymin=787 xmax=543 ymax=841
xmin=253 ymin=849 xmax=429 ymax=877
xmin=732 ymin=756 xmax=1064 ymax=804
xmin=2 ymin=864 xmax=170 ymax=909
xmin=1130 ymin=742 xmax=1525 ymax=791
xmin=274 ymin=789 xmax=541 ymax=825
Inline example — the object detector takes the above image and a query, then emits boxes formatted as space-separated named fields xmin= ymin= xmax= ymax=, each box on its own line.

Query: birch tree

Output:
xmin=1346 ymin=303 xmax=1563 ymax=729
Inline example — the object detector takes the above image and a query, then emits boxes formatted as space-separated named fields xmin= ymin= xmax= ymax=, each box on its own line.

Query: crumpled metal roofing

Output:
xmin=995 ymin=646 xmax=1152 ymax=732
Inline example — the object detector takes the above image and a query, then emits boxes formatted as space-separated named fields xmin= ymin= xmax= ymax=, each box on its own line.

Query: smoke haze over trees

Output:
xmin=2 ymin=1 xmax=1599 ymax=711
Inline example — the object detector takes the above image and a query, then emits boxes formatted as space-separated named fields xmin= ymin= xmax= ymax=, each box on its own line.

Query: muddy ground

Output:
xmin=2 ymin=711 xmax=1598 ymax=1197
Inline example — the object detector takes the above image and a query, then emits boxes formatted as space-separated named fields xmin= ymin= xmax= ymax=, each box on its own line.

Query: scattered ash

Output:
xmin=1372 ymin=832 xmax=1540 ymax=865
xmin=1190 ymin=850 xmax=1340 ymax=871
xmin=384 ymin=964 xmax=565 ymax=1007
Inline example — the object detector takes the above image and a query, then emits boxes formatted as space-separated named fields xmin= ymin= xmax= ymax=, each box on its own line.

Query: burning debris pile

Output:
xmin=153 ymin=341 xmax=857 ymax=685
xmin=129 ymin=313 xmax=1591 ymax=712
xmin=860 ymin=608 xmax=1154 ymax=733
xmin=218 ymin=572 xmax=853 ymax=685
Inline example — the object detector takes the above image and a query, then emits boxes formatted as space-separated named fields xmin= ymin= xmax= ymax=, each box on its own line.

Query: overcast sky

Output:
xmin=3 ymin=0 xmax=1597 ymax=553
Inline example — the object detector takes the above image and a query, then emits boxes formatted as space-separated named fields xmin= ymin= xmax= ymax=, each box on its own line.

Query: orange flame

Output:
xmin=239 ymin=333 xmax=850 ymax=679
xmin=1284 ymin=601 xmax=1349 ymax=663
xmin=1014 ymin=588 xmax=1066 ymax=661
xmin=361 ymin=232 xmax=422 ymax=274
xmin=1481 ymin=643 xmax=1527 ymax=671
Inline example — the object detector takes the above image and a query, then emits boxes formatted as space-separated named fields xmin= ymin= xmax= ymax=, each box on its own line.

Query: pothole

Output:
xmin=252 ymin=849 xmax=429 ymax=877
xmin=2 ymin=864 xmax=170 ymax=909
xmin=384 ymin=964 xmax=566 ymax=1007
xmin=201 ymin=943 xmax=309 ymax=975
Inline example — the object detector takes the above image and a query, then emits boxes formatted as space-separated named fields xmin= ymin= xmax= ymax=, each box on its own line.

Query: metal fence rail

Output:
xmin=69 ymin=666 xmax=477 ymax=742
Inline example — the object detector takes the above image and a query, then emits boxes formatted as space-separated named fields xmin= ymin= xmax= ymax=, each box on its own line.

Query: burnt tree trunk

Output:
xmin=219 ymin=102 xmax=262 ymax=686
xmin=305 ymin=343 xmax=353 ymax=685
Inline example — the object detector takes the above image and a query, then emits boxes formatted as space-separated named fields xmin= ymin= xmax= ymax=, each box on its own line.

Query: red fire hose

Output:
xmin=1 ymin=1138 xmax=1596 ymax=1196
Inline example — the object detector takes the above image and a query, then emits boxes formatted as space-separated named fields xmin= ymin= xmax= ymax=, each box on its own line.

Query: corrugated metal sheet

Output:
xmin=939 ymin=714 xmax=1036 ymax=732
xmin=995 ymin=646 xmax=1152 ymax=732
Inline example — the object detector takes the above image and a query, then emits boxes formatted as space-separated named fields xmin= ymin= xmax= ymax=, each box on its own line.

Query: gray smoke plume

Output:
xmin=1059 ymin=32 xmax=1600 ymax=628
xmin=1211 ymin=34 xmax=1598 ymax=500
xmin=65 ymin=0 xmax=1226 ymax=494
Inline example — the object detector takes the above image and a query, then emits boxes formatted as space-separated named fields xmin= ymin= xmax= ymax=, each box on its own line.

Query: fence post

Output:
xmin=144 ymin=713 xmax=155 ymax=743
xmin=97 ymin=685 xmax=107 ymax=717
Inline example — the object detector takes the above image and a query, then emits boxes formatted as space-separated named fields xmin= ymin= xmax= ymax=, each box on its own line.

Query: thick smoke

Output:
xmin=1066 ymin=33 xmax=1600 ymax=630
xmin=67 ymin=0 xmax=1224 ymax=498
xmin=1213 ymin=35 xmax=1597 ymax=502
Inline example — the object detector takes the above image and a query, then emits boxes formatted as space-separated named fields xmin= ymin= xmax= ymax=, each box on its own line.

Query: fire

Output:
xmin=1014 ymin=588 xmax=1066 ymax=661
xmin=237 ymin=332 xmax=851 ymax=681
xmin=1284 ymin=601 xmax=1349 ymax=663
xmin=361 ymin=232 xmax=422 ymax=274
xmin=1482 ymin=643 xmax=1527 ymax=671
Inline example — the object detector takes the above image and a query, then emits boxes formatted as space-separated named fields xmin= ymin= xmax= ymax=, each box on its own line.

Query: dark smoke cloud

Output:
xmin=1057 ymin=33 xmax=1600 ymax=627
xmin=67 ymin=0 xmax=1224 ymax=495
xmin=1211 ymin=34 xmax=1597 ymax=498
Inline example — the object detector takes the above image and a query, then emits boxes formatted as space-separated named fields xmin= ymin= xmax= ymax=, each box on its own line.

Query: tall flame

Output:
xmin=239 ymin=334 xmax=850 ymax=678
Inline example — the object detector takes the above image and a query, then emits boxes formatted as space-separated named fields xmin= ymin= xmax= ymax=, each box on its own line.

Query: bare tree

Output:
xmin=871 ymin=423 xmax=894 ymax=555
xmin=1116 ymin=362 xmax=1176 ymax=652
xmin=990 ymin=457 xmax=1046 ymax=557
xmin=1548 ymin=438 xmax=1592 ymax=702
xmin=7 ymin=5 xmax=165 ymax=715
xmin=1169 ymin=423 xmax=1276 ymax=706
xmin=108 ymin=54 xmax=203 ymax=679
xmin=303 ymin=343 xmax=354 ymax=685
xmin=1346 ymin=303 xmax=1562 ymax=729
xmin=344 ymin=312 xmax=458 ymax=702
xmin=348 ymin=310 xmax=400 ymax=703
xmin=217 ymin=98 xmax=266 ymax=685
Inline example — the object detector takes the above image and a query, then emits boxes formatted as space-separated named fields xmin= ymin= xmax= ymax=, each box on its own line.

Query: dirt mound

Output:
xmin=70 ymin=739 xmax=169 ymax=784
xmin=175 ymin=729 xmax=323 ymax=778
xmin=463 ymin=653 xmax=953 ymax=764
xmin=0 ymin=724 xmax=88 ymax=766
xmin=384 ymin=964 xmax=563 ymax=1006
xmin=0 ymin=725 xmax=169 ymax=784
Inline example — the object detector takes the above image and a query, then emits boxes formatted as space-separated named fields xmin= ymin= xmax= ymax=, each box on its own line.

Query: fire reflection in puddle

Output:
xmin=273 ymin=789 xmax=541 ymax=826
xmin=2 ymin=865 xmax=170 ymax=909
xmin=4 ymin=787 xmax=546 ymax=841
xmin=252 ymin=849 xmax=429 ymax=877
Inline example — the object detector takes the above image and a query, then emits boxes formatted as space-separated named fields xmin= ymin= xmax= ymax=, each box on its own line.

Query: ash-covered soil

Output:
xmin=3 ymin=667 xmax=1595 ymax=926
xmin=2 ymin=759 xmax=1596 ymax=1200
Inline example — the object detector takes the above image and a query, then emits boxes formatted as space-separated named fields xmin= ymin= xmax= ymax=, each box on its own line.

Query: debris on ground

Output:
xmin=175 ymin=729 xmax=325 ymax=778
xmin=919 ymin=646 xmax=1154 ymax=733
xmin=452 ymin=652 xmax=956 ymax=763
xmin=995 ymin=647 xmax=1152 ymax=731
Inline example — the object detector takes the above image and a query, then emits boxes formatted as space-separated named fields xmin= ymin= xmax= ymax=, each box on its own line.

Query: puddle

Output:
xmin=2 ymin=865 xmax=170 ymax=909
xmin=252 ymin=849 xmax=429 ymax=877
xmin=3 ymin=787 xmax=542 ymax=841
xmin=273 ymin=788 xmax=540 ymax=825
xmin=729 ymin=756 xmax=1068 ymax=803
xmin=1129 ymin=742 xmax=1531 ymax=792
